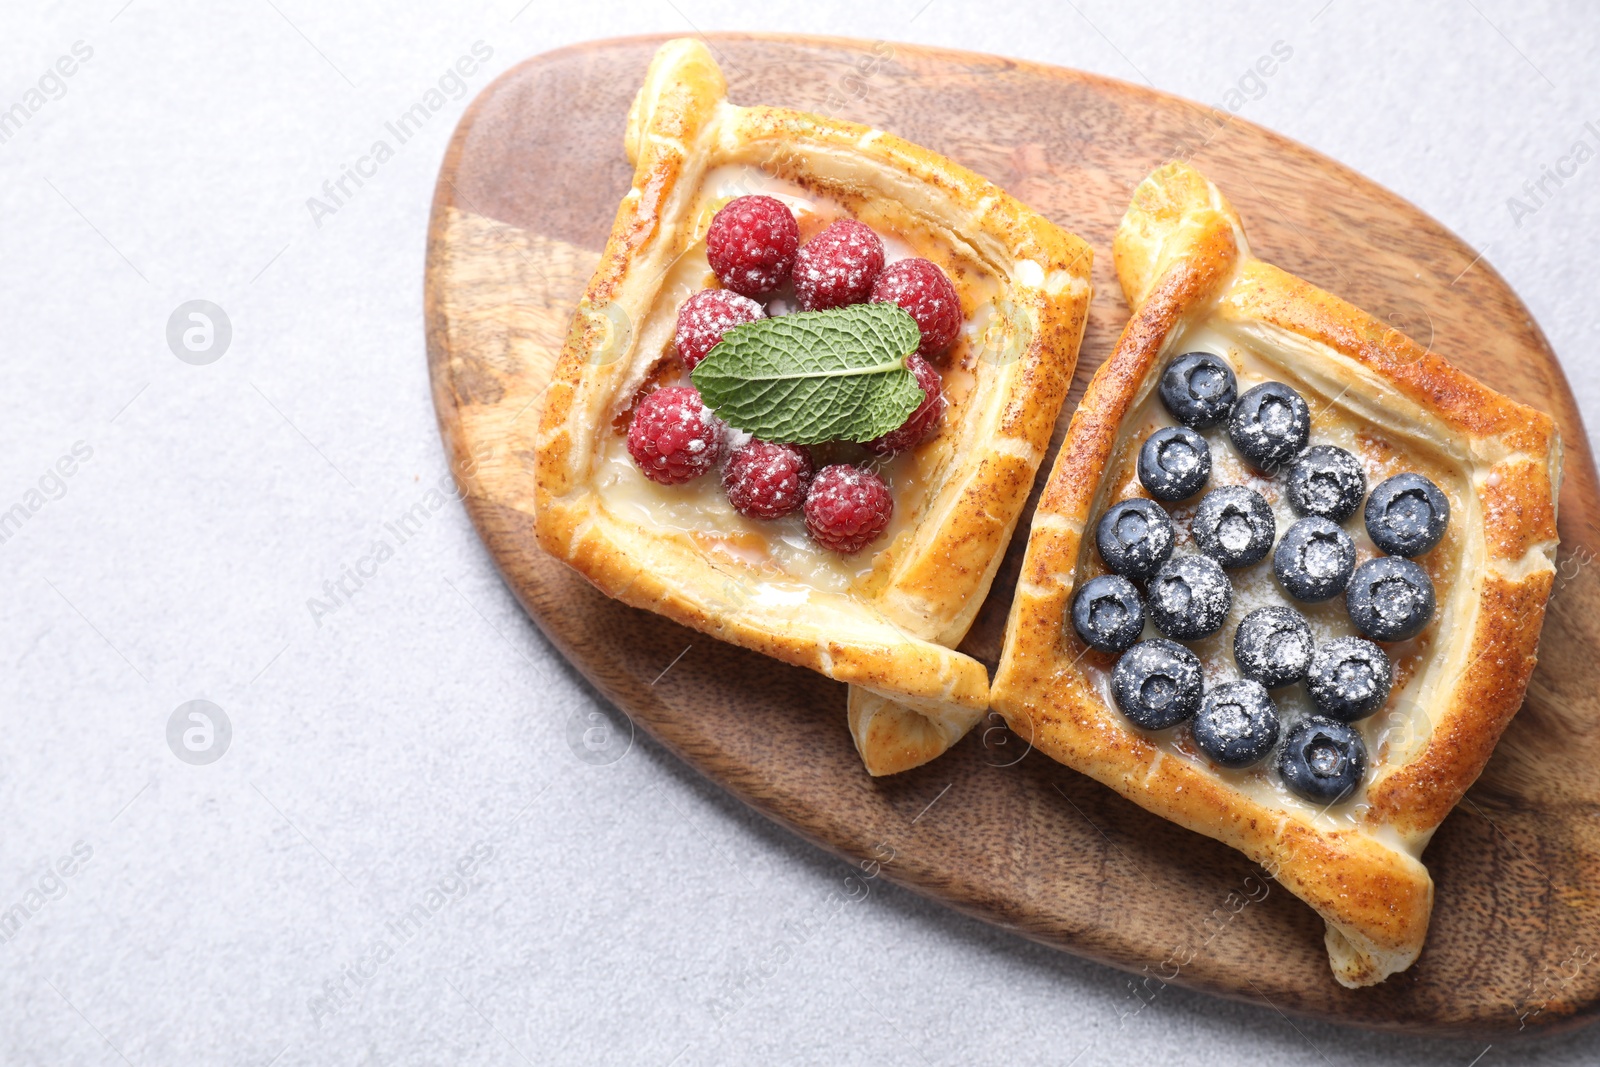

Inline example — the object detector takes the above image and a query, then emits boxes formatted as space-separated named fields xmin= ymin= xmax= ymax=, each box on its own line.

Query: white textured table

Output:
xmin=2 ymin=2 xmax=1597 ymax=1064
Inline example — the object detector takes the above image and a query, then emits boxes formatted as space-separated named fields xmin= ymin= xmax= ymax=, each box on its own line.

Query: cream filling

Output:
xmin=1082 ymin=321 xmax=1468 ymax=842
xmin=591 ymin=164 xmax=1000 ymax=602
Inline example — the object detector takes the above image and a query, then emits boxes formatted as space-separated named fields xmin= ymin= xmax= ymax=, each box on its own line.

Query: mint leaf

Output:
xmin=689 ymin=303 xmax=924 ymax=445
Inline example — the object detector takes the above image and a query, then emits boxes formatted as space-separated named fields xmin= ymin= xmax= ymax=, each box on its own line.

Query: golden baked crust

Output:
xmin=535 ymin=39 xmax=1092 ymax=773
xmin=991 ymin=161 xmax=1561 ymax=986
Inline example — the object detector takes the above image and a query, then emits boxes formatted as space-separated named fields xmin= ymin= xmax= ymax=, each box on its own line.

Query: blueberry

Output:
xmin=1095 ymin=497 xmax=1175 ymax=581
xmin=1110 ymin=638 xmax=1204 ymax=730
xmin=1192 ymin=486 xmax=1276 ymax=569
xmin=1070 ymin=574 xmax=1146 ymax=654
xmin=1365 ymin=473 xmax=1450 ymax=558
xmin=1147 ymin=554 xmax=1233 ymax=640
xmin=1278 ymin=716 xmax=1368 ymax=805
xmin=1228 ymin=382 xmax=1311 ymax=470
xmin=1232 ymin=606 xmax=1314 ymax=688
xmin=1138 ymin=426 xmax=1211 ymax=502
xmin=1274 ymin=516 xmax=1356 ymax=602
xmin=1159 ymin=352 xmax=1238 ymax=429
xmin=1307 ymin=636 xmax=1393 ymax=721
xmin=1286 ymin=445 xmax=1366 ymax=522
xmin=1346 ymin=556 xmax=1436 ymax=641
xmin=1193 ymin=680 xmax=1281 ymax=768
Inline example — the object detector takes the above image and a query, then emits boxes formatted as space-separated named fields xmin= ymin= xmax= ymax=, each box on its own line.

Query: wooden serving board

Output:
xmin=425 ymin=34 xmax=1600 ymax=1037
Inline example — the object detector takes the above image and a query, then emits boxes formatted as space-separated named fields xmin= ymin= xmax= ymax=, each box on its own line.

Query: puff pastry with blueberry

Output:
xmin=993 ymin=162 xmax=1561 ymax=986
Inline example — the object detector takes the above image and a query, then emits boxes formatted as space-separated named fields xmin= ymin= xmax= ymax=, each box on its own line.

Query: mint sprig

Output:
xmin=689 ymin=303 xmax=924 ymax=445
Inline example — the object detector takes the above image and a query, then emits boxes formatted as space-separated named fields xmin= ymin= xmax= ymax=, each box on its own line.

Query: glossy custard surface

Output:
xmin=1078 ymin=323 xmax=1466 ymax=833
xmin=593 ymin=165 xmax=1003 ymax=601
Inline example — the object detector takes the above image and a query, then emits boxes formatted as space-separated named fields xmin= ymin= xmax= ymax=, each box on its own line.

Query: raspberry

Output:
xmin=675 ymin=288 xmax=764 ymax=370
xmin=626 ymin=385 xmax=724 ymax=485
xmin=804 ymin=465 xmax=893 ymax=553
xmin=706 ymin=195 xmax=799 ymax=297
xmin=723 ymin=440 xmax=814 ymax=520
xmin=866 ymin=354 xmax=946 ymax=455
xmin=871 ymin=258 xmax=962 ymax=358
xmin=792 ymin=218 xmax=885 ymax=310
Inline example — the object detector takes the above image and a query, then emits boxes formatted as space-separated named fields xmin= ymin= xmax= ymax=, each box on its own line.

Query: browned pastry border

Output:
xmin=535 ymin=39 xmax=1092 ymax=772
xmin=992 ymin=161 xmax=1561 ymax=986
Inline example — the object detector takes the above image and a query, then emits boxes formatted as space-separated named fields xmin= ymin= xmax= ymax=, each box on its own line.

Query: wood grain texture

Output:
xmin=425 ymin=33 xmax=1600 ymax=1037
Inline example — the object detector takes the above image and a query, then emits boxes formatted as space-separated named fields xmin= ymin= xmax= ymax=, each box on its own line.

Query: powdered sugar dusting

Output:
xmin=625 ymin=385 xmax=726 ymax=484
xmin=1149 ymin=554 xmax=1233 ymax=640
xmin=723 ymin=440 xmax=814 ymax=520
xmin=705 ymin=194 xmax=799 ymax=297
xmin=675 ymin=288 xmax=765 ymax=369
xmin=869 ymin=258 xmax=962 ymax=357
xmin=793 ymin=218 xmax=886 ymax=311
xmin=804 ymin=464 xmax=894 ymax=553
